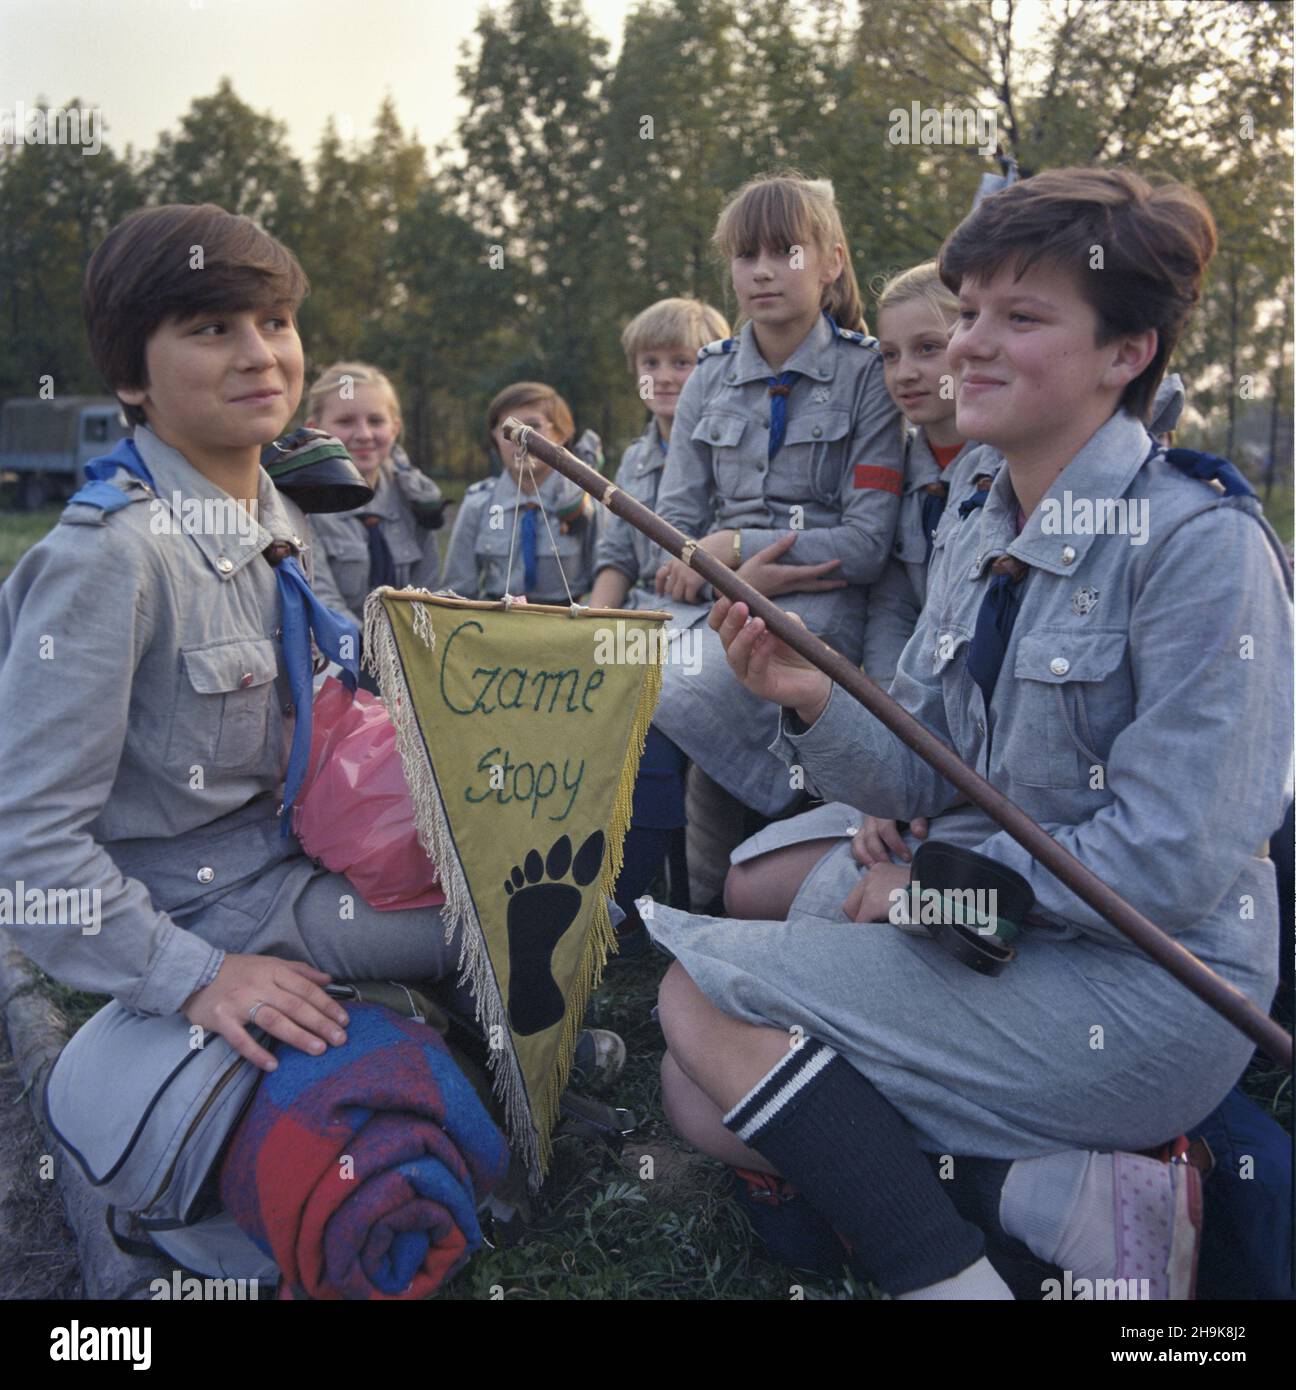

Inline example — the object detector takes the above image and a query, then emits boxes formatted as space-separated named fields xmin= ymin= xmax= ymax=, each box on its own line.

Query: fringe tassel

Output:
xmin=363 ymin=591 xmax=542 ymax=1183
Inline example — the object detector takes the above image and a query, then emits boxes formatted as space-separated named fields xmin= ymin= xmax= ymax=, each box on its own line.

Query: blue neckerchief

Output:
xmin=72 ymin=438 xmax=360 ymax=833
xmin=68 ymin=437 xmax=157 ymax=510
xmin=959 ymin=488 xmax=990 ymax=519
xmin=921 ymin=489 xmax=947 ymax=560
xmin=360 ymin=515 xmax=397 ymax=590
xmin=520 ymin=504 xmax=539 ymax=591
xmin=275 ymin=553 xmax=359 ymax=834
xmin=767 ymin=371 xmax=800 ymax=459
xmin=966 ymin=564 xmax=1028 ymax=710
xmin=657 ymin=432 xmax=668 ymax=456
xmin=1164 ymin=447 xmax=1257 ymax=499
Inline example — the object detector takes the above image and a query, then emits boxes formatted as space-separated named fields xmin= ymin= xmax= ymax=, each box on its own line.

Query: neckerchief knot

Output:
xmin=765 ymin=370 xmax=800 ymax=459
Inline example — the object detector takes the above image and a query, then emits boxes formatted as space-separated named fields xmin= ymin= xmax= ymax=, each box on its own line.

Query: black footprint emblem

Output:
xmin=503 ymin=831 xmax=605 ymax=1036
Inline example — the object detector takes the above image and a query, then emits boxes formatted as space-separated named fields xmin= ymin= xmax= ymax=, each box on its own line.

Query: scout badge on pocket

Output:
xmin=363 ymin=588 xmax=668 ymax=1186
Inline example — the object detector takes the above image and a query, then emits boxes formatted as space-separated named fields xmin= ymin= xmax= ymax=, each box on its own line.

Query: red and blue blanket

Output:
xmin=220 ymin=1002 xmax=509 ymax=1299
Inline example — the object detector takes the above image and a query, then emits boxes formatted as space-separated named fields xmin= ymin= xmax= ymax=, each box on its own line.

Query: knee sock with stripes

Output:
xmin=723 ymin=1037 xmax=1012 ymax=1298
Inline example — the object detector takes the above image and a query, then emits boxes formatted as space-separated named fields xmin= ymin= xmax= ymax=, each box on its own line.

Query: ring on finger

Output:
xmin=248 ymin=1000 xmax=268 ymax=1025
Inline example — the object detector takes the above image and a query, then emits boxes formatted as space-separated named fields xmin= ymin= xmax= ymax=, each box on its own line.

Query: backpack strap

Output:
xmin=105 ymin=1204 xmax=166 ymax=1260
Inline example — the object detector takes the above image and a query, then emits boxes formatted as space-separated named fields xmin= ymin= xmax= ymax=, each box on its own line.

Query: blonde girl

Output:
xmin=305 ymin=361 xmax=444 ymax=625
xmin=649 ymin=173 xmax=904 ymax=821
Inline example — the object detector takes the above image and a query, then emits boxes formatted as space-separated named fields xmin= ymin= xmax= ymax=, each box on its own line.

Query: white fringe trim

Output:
xmin=362 ymin=588 xmax=543 ymax=1186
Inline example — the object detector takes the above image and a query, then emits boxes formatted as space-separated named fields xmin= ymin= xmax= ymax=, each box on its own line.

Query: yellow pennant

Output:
xmin=364 ymin=591 xmax=667 ymax=1184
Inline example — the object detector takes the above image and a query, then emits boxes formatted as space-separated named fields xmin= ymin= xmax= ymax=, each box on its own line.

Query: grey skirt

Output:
xmin=646 ymin=834 xmax=1272 ymax=1157
xmin=651 ymin=622 xmax=801 ymax=818
xmin=649 ymin=586 xmax=868 ymax=819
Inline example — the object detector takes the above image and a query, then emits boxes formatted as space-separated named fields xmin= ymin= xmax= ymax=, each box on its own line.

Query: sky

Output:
xmin=0 ymin=0 xmax=637 ymax=162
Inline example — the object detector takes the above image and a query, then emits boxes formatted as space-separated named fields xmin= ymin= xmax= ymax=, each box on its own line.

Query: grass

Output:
xmin=0 ymin=504 xmax=61 ymax=585
xmin=431 ymin=945 xmax=866 ymax=1301
xmin=33 ymin=948 xmax=864 ymax=1300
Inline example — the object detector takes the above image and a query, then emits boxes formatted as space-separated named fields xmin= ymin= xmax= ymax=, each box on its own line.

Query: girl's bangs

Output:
xmin=718 ymin=182 xmax=819 ymax=258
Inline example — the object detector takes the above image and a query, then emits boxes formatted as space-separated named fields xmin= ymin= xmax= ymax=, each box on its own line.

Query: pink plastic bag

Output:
xmin=293 ymin=677 xmax=445 ymax=911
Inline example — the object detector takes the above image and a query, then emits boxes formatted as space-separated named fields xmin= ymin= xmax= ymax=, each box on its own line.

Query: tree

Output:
xmin=0 ymin=100 xmax=145 ymax=402
xmin=454 ymin=0 xmax=615 ymax=433
xmin=383 ymin=176 xmax=528 ymax=472
xmin=145 ymin=77 xmax=309 ymax=236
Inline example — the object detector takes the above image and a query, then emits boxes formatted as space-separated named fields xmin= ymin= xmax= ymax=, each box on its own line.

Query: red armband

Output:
xmin=853 ymin=465 xmax=902 ymax=494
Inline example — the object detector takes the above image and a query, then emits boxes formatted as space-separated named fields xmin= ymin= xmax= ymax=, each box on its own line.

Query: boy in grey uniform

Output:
xmin=0 ymin=205 xmax=466 ymax=1084
xmin=590 ymin=298 xmax=729 ymax=611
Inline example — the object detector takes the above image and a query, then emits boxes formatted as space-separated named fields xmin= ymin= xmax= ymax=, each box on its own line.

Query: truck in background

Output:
xmin=0 ymin=397 xmax=129 ymax=510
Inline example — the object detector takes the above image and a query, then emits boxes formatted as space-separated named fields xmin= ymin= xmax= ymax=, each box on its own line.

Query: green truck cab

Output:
xmin=1 ymin=397 xmax=130 ymax=510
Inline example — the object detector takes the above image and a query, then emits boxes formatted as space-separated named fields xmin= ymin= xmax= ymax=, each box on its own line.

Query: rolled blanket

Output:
xmin=219 ymin=1003 xmax=509 ymax=1300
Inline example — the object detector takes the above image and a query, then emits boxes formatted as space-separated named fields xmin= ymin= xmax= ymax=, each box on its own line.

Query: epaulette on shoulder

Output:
xmin=696 ymin=337 xmax=738 ymax=363
xmin=1162 ymin=447 xmax=1257 ymax=501
xmin=465 ymin=477 xmax=495 ymax=496
xmin=59 ymin=471 xmax=153 ymax=528
xmin=833 ymin=324 xmax=879 ymax=351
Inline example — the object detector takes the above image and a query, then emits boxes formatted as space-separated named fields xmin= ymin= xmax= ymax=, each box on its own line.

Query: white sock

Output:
xmin=999 ymin=1150 xmax=1116 ymax=1279
xmin=896 ymin=1254 xmax=1015 ymax=1300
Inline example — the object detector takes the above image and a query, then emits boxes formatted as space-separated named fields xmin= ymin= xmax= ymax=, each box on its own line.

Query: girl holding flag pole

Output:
xmin=647 ymin=167 xmax=1293 ymax=1299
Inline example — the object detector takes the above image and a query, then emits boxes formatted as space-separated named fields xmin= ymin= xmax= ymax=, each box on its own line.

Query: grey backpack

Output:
xmin=44 ymin=981 xmax=444 ymax=1281
xmin=44 ymin=1000 xmax=269 ymax=1276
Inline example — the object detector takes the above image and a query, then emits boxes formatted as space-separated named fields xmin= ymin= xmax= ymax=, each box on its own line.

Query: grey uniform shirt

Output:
xmin=441 ymin=468 xmax=597 ymax=603
xmin=774 ymin=408 xmax=1293 ymax=962
xmin=861 ymin=433 xmax=999 ymax=682
xmin=0 ymin=425 xmax=334 ymax=1015
xmin=593 ymin=417 xmax=670 ymax=592
xmin=309 ymin=455 xmax=443 ymax=624
xmin=653 ymin=312 xmax=904 ymax=658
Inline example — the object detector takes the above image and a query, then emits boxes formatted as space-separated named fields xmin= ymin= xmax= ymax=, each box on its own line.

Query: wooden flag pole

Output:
xmin=500 ymin=417 xmax=1291 ymax=1068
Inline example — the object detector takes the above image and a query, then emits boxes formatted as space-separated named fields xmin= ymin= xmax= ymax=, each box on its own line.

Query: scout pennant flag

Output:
xmin=362 ymin=590 xmax=667 ymax=1185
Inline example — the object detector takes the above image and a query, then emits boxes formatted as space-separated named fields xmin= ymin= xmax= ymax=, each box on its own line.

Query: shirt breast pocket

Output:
xmin=627 ymin=459 xmax=664 ymax=507
xmin=780 ymin=409 xmax=851 ymax=508
xmin=325 ymin=528 xmax=369 ymax=598
xmin=171 ymin=637 xmax=281 ymax=772
xmin=1010 ymin=628 xmax=1131 ymax=788
xmin=385 ymin=520 xmax=426 ymax=576
xmin=692 ymin=412 xmax=755 ymax=502
xmin=473 ymin=516 xmax=514 ymax=591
